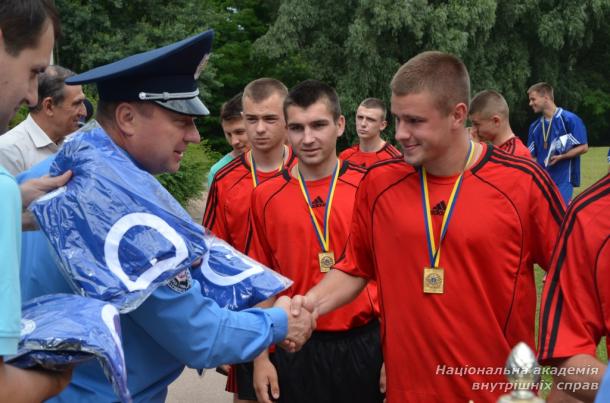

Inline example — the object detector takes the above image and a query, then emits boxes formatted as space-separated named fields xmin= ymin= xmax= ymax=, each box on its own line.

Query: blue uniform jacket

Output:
xmin=18 ymin=157 xmax=288 ymax=402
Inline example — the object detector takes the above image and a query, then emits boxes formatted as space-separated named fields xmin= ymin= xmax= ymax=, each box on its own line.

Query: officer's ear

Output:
xmin=114 ymin=102 xmax=138 ymax=137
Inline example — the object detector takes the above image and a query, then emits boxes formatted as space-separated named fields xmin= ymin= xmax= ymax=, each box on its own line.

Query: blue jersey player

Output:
xmin=527 ymin=82 xmax=588 ymax=203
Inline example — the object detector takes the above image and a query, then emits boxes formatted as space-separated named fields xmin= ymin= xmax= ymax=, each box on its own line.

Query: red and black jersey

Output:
xmin=498 ymin=136 xmax=531 ymax=159
xmin=538 ymin=174 xmax=610 ymax=363
xmin=338 ymin=142 xmax=402 ymax=169
xmin=203 ymin=148 xmax=297 ymax=252
xmin=248 ymin=161 xmax=377 ymax=331
xmin=335 ymin=143 xmax=565 ymax=402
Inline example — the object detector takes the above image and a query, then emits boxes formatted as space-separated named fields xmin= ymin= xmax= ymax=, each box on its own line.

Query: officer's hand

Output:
xmin=274 ymin=296 xmax=316 ymax=352
xmin=20 ymin=170 xmax=73 ymax=208
xmin=253 ymin=354 xmax=279 ymax=403
xmin=290 ymin=294 xmax=317 ymax=317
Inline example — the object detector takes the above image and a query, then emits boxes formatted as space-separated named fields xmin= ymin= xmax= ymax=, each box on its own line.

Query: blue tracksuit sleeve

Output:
xmin=128 ymin=278 xmax=287 ymax=369
xmin=527 ymin=121 xmax=538 ymax=158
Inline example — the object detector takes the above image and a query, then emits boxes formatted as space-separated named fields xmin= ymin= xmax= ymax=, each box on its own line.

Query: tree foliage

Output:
xmin=53 ymin=0 xmax=609 ymax=158
xmin=255 ymin=0 xmax=610 ymax=145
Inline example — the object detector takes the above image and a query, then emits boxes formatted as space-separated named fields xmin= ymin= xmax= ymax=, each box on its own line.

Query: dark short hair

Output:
xmin=220 ymin=92 xmax=243 ymax=122
xmin=96 ymin=100 xmax=154 ymax=127
xmin=243 ymin=78 xmax=288 ymax=104
xmin=284 ymin=79 xmax=342 ymax=122
xmin=359 ymin=97 xmax=387 ymax=120
xmin=527 ymin=82 xmax=554 ymax=101
xmin=30 ymin=65 xmax=75 ymax=113
xmin=391 ymin=51 xmax=470 ymax=116
xmin=0 ymin=0 xmax=61 ymax=56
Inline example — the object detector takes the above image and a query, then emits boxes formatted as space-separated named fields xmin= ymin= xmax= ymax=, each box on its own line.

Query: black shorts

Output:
xmin=273 ymin=319 xmax=383 ymax=403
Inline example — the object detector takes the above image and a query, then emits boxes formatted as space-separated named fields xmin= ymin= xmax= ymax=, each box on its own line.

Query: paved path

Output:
xmin=167 ymin=369 xmax=232 ymax=403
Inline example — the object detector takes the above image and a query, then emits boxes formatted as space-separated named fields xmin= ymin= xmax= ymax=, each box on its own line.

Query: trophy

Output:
xmin=497 ymin=342 xmax=545 ymax=402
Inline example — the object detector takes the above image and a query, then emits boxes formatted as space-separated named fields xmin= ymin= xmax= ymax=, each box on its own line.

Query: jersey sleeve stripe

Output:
xmin=538 ymin=176 xmax=610 ymax=359
xmin=489 ymin=150 xmax=565 ymax=225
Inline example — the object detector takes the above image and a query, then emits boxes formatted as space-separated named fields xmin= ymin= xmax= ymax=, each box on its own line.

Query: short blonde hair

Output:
xmin=469 ymin=90 xmax=509 ymax=119
xmin=243 ymin=78 xmax=288 ymax=104
xmin=391 ymin=51 xmax=470 ymax=115
xmin=527 ymin=82 xmax=554 ymax=101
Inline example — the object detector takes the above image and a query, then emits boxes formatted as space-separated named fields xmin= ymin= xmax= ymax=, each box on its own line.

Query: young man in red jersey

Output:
xmin=203 ymin=78 xmax=295 ymax=253
xmin=290 ymin=51 xmax=565 ymax=402
xmin=248 ymin=80 xmax=382 ymax=403
xmin=203 ymin=78 xmax=296 ymax=403
xmin=339 ymin=98 xmax=401 ymax=168
xmin=538 ymin=173 xmax=610 ymax=402
xmin=469 ymin=90 xmax=531 ymax=159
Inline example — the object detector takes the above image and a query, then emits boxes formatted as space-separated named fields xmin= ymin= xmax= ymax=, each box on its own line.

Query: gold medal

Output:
xmin=318 ymin=251 xmax=335 ymax=272
xmin=423 ymin=267 xmax=444 ymax=294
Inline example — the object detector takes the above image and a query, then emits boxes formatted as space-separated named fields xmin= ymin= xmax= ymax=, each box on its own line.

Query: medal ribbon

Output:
xmin=296 ymin=160 xmax=341 ymax=252
xmin=420 ymin=141 xmax=475 ymax=267
xmin=249 ymin=146 xmax=286 ymax=188
xmin=541 ymin=114 xmax=554 ymax=147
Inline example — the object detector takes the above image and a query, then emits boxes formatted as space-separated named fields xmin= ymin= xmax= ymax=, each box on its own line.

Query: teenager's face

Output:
xmin=242 ymin=93 xmax=286 ymax=152
xmin=221 ymin=117 xmax=249 ymax=155
xmin=0 ymin=22 xmax=54 ymax=133
xmin=528 ymin=91 xmax=547 ymax=114
xmin=392 ymin=91 xmax=461 ymax=168
xmin=355 ymin=105 xmax=387 ymax=140
xmin=469 ymin=112 xmax=498 ymax=142
xmin=286 ymin=100 xmax=344 ymax=168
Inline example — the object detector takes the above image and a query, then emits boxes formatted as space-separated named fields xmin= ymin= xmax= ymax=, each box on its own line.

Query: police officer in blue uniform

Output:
xmin=18 ymin=30 xmax=315 ymax=402
xmin=526 ymin=82 xmax=588 ymax=203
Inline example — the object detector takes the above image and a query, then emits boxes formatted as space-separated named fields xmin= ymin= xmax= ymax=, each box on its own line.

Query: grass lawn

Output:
xmin=535 ymin=146 xmax=609 ymax=394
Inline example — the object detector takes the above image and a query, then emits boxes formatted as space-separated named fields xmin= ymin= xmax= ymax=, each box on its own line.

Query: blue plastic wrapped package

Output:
xmin=192 ymin=235 xmax=293 ymax=310
xmin=29 ymin=122 xmax=207 ymax=312
xmin=544 ymin=133 xmax=581 ymax=167
xmin=7 ymin=294 xmax=131 ymax=403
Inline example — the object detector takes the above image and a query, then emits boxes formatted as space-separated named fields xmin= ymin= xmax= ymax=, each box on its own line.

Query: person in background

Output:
xmin=207 ymin=92 xmax=249 ymax=188
xmin=469 ymin=89 xmax=531 ymax=158
xmin=0 ymin=65 xmax=85 ymax=175
xmin=527 ymin=82 xmax=588 ymax=203
xmin=339 ymin=97 xmax=401 ymax=168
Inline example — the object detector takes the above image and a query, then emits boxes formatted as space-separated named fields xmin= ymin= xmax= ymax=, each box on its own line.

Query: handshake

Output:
xmin=273 ymin=294 xmax=318 ymax=352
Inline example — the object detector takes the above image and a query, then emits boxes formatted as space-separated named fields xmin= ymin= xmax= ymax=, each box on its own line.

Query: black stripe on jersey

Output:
xmin=381 ymin=143 xmax=402 ymax=158
xmin=539 ymin=175 xmax=610 ymax=359
xmin=470 ymin=169 xmax=526 ymax=335
xmin=487 ymin=148 xmax=564 ymax=225
xmin=202 ymin=156 xmax=248 ymax=230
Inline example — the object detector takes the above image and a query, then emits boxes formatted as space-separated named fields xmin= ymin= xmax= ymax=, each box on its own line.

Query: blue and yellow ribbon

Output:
xmin=420 ymin=142 xmax=475 ymax=267
xmin=296 ymin=160 xmax=341 ymax=252
xmin=249 ymin=146 xmax=286 ymax=188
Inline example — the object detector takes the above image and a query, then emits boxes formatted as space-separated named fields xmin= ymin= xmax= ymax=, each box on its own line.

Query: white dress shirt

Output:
xmin=0 ymin=114 xmax=59 ymax=175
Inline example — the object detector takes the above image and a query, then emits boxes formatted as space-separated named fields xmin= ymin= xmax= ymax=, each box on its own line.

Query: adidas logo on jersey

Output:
xmin=431 ymin=201 xmax=446 ymax=216
xmin=311 ymin=196 xmax=326 ymax=208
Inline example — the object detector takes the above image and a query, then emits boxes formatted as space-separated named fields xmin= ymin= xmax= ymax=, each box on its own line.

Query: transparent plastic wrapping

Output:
xmin=7 ymin=294 xmax=131 ymax=403
xmin=193 ymin=234 xmax=293 ymax=310
xmin=29 ymin=123 xmax=291 ymax=312
xmin=29 ymin=123 xmax=207 ymax=312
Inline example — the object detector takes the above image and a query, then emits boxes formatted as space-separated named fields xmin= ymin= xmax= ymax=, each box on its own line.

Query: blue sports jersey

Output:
xmin=18 ymin=145 xmax=289 ymax=402
xmin=527 ymin=107 xmax=587 ymax=187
